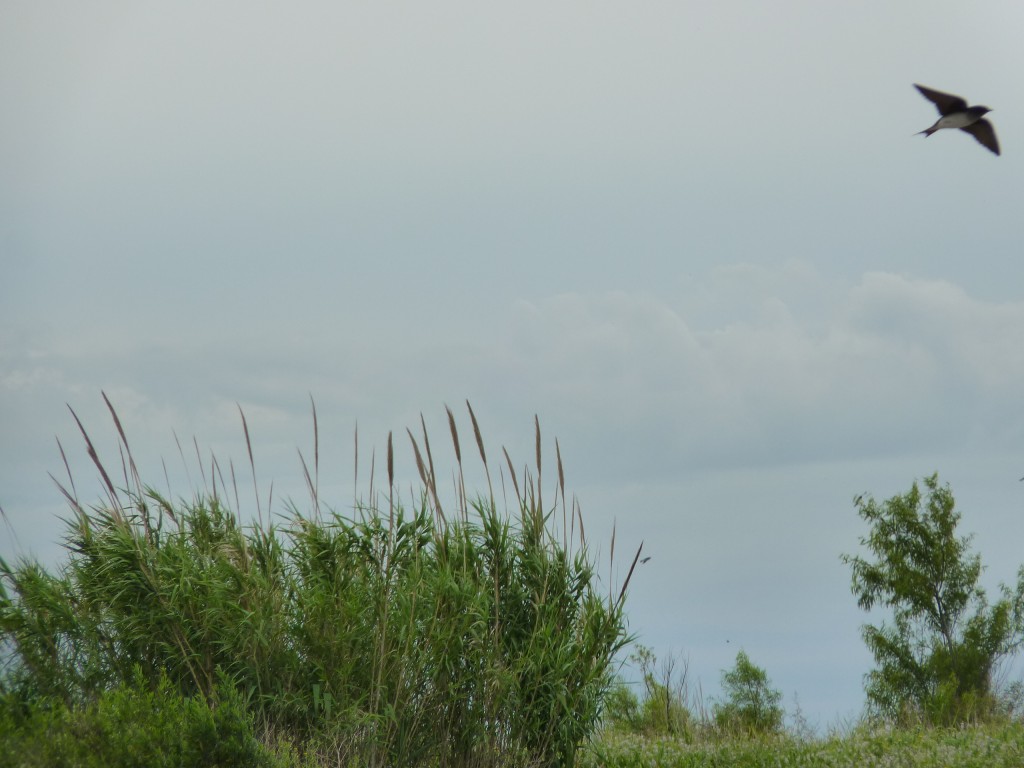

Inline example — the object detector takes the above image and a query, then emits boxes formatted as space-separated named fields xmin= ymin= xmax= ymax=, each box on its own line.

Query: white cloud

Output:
xmin=496 ymin=267 xmax=1024 ymax=479
xmin=7 ymin=265 xmax=1023 ymax=505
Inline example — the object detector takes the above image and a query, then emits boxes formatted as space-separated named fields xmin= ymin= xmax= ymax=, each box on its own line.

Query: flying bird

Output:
xmin=914 ymin=84 xmax=1000 ymax=155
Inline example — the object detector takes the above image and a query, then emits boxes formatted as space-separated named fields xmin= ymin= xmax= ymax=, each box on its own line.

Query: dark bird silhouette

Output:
xmin=914 ymin=84 xmax=1000 ymax=155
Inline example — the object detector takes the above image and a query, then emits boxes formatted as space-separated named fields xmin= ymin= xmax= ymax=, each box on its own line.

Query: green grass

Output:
xmin=581 ymin=723 xmax=1024 ymax=767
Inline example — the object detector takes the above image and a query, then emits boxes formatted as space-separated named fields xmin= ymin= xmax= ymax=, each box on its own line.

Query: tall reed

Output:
xmin=0 ymin=398 xmax=640 ymax=766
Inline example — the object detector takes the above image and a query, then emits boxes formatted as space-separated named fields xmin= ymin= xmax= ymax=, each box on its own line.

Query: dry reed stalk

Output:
xmin=229 ymin=458 xmax=241 ymax=515
xmin=67 ymin=405 xmax=122 ymax=524
xmin=298 ymin=448 xmax=316 ymax=516
xmin=368 ymin=447 xmax=376 ymax=515
xmin=534 ymin=415 xmax=542 ymax=513
xmin=103 ymin=391 xmax=143 ymax=501
xmin=419 ymin=414 xmax=444 ymax=522
xmin=210 ymin=457 xmax=229 ymax=513
xmin=49 ymin=473 xmax=84 ymax=519
xmin=52 ymin=438 xmax=81 ymax=518
xmin=466 ymin=400 xmax=493 ymax=506
xmin=203 ymin=455 xmax=214 ymax=505
xmin=193 ymin=436 xmax=207 ymax=490
xmin=501 ymin=444 xmax=520 ymax=512
xmin=237 ymin=404 xmax=261 ymax=527
xmin=555 ymin=438 xmax=565 ymax=503
xmin=159 ymin=458 xmax=177 ymax=523
xmin=310 ymin=395 xmax=320 ymax=517
xmin=406 ymin=431 xmax=429 ymax=489
xmin=610 ymin=520 xmax=616 ymax=583
xmin=210 ymin=453 xmax=222 ymax=508
xmin=387 ymin=434 xmax=395 ymax=528
xmin=616 ymin=541 xmax=644 ymax=610
xmin=297 ymin=407 xmax=320 ymax=514
xmin=445 ymin=404 xmax=467 ymax=517
xmin=386 ymin=431 xmax=394 ymax=524
xmin=522 ymin=469 xmax=537 ymax=512
xmin=387 ymin=432 xmax=394 ymax=490
xmin=116 ymin=442 xmax=141 ymax=536
xmin=446 ymin=405 xmax=461 ymax=466
xmin=233 ymin=459 xmax=251 ymax=568
xmin=0 ymin=504 xmax=19 ymax=552
xmin=556 ymin=438 xmax=566 ymax=552
xmin=172 ymin=430 xmax=195 ymax=498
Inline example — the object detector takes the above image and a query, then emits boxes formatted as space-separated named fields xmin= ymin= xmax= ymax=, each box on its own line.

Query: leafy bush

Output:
xmin=602 ymin=680 xmax=643 ymax=730
xmin=602 ymin=647 xmax=693 ymax=739
xmin=0 ymin=668 xmax=286 ymax=768
xmin=711 ymin=651 xmax=784 ymax=735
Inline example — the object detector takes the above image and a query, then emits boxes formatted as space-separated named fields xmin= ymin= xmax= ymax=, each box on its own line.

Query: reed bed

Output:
xmin=0 ymin=397 xmax=640 ymax=767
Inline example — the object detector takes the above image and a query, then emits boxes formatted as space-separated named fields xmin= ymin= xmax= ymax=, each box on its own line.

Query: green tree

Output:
xmin=842 ymin=473 xmax=1024 ymax=724
xmin=712 ymin=650 xmax=784 ymax=734
xmin=603 ymin=646 xmax=691 ymax=736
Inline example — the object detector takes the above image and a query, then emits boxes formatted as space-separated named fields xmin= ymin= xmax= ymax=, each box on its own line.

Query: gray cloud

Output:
xmin=492 ymin=269 xmax=1024 ymax=479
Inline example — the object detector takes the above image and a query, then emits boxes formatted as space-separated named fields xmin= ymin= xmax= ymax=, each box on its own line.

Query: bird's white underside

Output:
xmin=934 ymin=113 xmax=978 ymax=130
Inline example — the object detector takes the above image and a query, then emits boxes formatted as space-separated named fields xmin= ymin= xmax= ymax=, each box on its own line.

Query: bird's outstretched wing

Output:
xmin=914 ymin=84 xmax=968 ymax=115
xmin=961 ymin=119 xmax=1000 ymax=155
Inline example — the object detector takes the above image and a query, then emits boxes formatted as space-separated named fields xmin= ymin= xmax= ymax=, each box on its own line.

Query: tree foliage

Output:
xmin=712 ymin=650 xmax=784 ymax=734
xmin=842 ymin=473 xmax=1024 ymax=724
xmin=602 ymin=647 xmax=692 ymax=738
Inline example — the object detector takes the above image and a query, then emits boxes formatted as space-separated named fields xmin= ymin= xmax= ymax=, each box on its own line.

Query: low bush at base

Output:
xmin=0 ymin=669 xmax=288 ymax=768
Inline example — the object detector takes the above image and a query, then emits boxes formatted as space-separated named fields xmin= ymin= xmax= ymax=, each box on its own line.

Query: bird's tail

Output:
xmin=916 ymin=127 xmax=936 ymax=137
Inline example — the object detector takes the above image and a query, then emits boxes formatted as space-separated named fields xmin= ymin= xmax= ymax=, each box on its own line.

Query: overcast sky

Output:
xmin=4 ymin=1 xmax=1024 ymax=729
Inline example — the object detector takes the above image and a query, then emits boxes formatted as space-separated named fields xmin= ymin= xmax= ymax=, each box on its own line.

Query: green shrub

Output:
xmin=603 ymin=648 xmax=693 ymax=739
xmin=712 ymin=651 xmax=784 ymax=735
xmin=0 ymin=668 xmax=284 ymax=768
xmin=602 ymin=680 xmax=642 ymax=730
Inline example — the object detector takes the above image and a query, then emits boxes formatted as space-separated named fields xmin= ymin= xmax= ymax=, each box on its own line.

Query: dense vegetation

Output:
xmin=0 ymin=669 xmax=286 ymax=768
xmin=3 ymin=400 xmax=1024 ymax=766
xmin=591 ymin=641 xmax=1024 ymax=767
xmin=0 ymin=400 xmax=639 ymax=767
